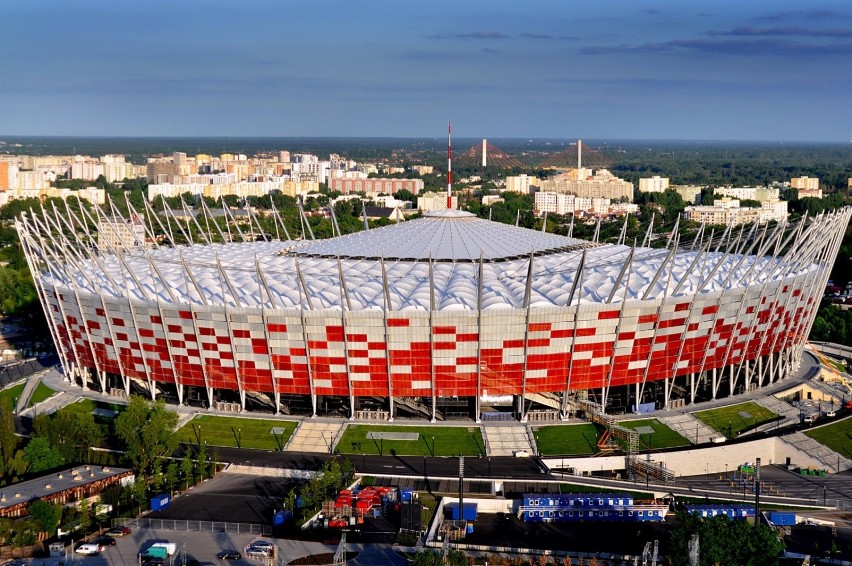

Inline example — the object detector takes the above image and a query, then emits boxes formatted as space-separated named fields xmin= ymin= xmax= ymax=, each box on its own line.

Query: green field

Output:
xmin=619 ymin=419 xmax=691 ymax=450
xmin=337 ymin=424 xmax=484 ymax=456
xmin=0 ymin=382 xmax=24 ymax=408
xmin=533 ymin=424 xmax=598 ymax=456
xmin=805 ymin=415 xmax=852 ymax=460
xmin=175 ymin=415 xmax=298 ymax=451
xmin=29 ymin=382 xmax=57 ymax=406
xmin=693 ymin=402 xmax=779 ymax=438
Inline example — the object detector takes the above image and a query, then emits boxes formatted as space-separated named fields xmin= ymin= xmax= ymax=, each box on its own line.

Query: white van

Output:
xmin=76 ymin=543 xmax=100 ymax=555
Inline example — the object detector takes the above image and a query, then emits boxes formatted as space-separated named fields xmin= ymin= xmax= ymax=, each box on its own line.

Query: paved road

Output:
xmin=62 ymin=528 xmax=376 ymax=566
xmin=180 ymin=444 xmax=547 ymax=481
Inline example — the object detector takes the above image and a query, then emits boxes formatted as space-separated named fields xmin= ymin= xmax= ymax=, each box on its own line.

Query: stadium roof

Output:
xmin=293 ymin=210 xmax=586 ymax=262
xmin=38 ymin=210 xmax=822 ymax=313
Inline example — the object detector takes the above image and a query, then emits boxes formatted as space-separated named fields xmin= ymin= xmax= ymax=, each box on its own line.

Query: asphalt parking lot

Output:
xmin=145 ymin=473 xmax=302 ymax=525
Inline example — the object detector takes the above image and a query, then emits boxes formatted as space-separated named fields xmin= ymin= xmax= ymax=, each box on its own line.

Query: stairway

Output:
xmin=284 ymin=420 xmax=344 ymax=453
xmin=658 ymin=413 xmax=719 ymax=445
xmin=482 ymin=423 xmax=535 ymax=456
xmin=781 ymin=432 xmax=852 ymax=472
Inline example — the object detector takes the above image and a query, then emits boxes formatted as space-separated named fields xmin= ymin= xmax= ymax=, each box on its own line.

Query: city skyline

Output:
xmin=2 ymin=0 xmax=852 ymax=142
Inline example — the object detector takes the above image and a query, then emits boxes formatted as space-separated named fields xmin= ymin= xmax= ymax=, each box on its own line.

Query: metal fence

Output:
xmin=115 ymin=517 xmax=271 ymax=536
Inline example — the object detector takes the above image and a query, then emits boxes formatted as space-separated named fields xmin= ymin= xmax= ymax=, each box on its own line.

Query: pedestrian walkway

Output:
xmin=14 ymin=367 xmax=45 ymax=413
xmin=482 ymin=423 xmax=535 ymax=456
xmin=284 ymin=420 xmax=344 ymax=453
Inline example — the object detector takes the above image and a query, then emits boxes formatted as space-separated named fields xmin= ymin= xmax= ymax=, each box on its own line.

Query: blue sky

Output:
xmin=1 ymin=0 xmax=851 ymax=141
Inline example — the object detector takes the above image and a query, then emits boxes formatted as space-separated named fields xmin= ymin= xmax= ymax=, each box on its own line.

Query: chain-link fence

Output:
xmin=115 ymin=517 xmax=271 ymax=536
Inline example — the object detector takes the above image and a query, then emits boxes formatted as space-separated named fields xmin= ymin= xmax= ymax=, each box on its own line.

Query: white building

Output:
xmin=535 ymin=192 xmax=603 ymax=215
xmin=418 ymin=192 xmax=457 ymax=212
xmin=538 ymin=169 xmax=633 ymax=201
xmin=505 ymin=174 xmax=536 ymax=195
xmin=97 ymin=216 xmax=146 ymax=251
xmin=714 ymin=187 xmax=779 ymax=202
xmin=672 ymin=185 xmax=702 ymax=204
xmin=684 ymin=199 xmax=787 ymax=226
xmin=70 ymin=158 xmax=105 ymax=181
xmin=638 ymin=176 xmax=669 ymax=193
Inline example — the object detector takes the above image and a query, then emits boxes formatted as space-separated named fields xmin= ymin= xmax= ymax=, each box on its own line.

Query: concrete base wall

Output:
xmin=542 ymin=436 xmax=842 ymax=477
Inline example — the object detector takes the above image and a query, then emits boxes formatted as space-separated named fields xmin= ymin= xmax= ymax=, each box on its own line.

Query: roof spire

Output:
xmin=447 ymin=122 xmax=453 ymax=209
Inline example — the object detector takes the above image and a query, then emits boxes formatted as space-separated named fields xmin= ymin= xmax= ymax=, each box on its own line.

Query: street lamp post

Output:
xmin=432 ymin=436 xmax=435 ymax=457
xmin=237 ymin=427 xmax=241 ymax=449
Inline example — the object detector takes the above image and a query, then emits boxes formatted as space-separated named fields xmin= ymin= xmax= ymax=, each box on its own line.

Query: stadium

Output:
xmin=16 ymin=204 xmax=851 ymax=422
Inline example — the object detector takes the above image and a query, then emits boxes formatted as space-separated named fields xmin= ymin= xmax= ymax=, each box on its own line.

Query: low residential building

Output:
xmin=684 ymin=199 xmax=787 ymax=226
xmin=797 ymin=188 xmax=823 ymax=199
xmin=0 ymin=467 xmax=134 ymax=519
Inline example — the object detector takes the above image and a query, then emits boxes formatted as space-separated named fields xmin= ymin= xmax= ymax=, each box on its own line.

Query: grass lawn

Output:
xmin=533 ymin=424 xmax=598 ymax=456
xmin=618 ymin=419 xmax=691 ymax=450
xmin=174 ymin=415 xmax=298 ymax=451
xmin=693 ymin=401 xmax=779 ymax=438
xmin=29 ymin=382 xmax=58 ymax=406
xmin=337 ymin=424 xmax=484 ymax=456
xmin=0 ymin=382 xmax=24 ymax=408
xmin=805 ymin=415 xmax=852 ymax=460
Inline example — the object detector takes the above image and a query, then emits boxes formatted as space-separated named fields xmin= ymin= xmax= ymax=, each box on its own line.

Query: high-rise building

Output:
xmin=505 ymin=174 xmax=536 ymax=194
xmin=790 ymin=176 xmax=819 ymax=190
xmin=538 ymin=169 xmax=633 ymax=201
xmin=330 ymin=178 xmax=424 ymax=196
xmin=638 ymin=176 xmax=669 ymax=193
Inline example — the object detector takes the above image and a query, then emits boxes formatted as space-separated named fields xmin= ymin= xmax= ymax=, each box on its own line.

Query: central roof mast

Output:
xmin=447 ymin=121 xmax=453 ymax=209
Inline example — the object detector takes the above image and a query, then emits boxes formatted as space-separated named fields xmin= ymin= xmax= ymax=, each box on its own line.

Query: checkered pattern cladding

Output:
xmin=46 ymin=274 xmax=817 ymax=397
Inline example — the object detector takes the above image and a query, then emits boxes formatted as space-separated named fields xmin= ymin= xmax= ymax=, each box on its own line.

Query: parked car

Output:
xmin=217 ymin=550 xmax=241 ymax=560
xmin=75 ymin=543 xmax=100 ymax=556
xmin=249 ymin=540 xmax=273 ymax=550
xmin=93 ymin=535 xmax=116 ymax=547
xmin=106 ymin=525 xmax=131 ymax=537
xmin=246 ymin=547 xmax=270 ymax=558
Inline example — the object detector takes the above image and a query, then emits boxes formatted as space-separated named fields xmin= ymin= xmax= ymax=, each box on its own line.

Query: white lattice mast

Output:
xmin=447 ymin=122 xmax=453 ymax=209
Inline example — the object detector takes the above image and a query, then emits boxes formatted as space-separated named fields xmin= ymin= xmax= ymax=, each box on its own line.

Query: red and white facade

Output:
xmin=17 ymin=205 xmax=851 ymax=421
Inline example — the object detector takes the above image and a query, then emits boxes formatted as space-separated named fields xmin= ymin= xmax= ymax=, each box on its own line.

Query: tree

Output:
xmin=180 ymin=452 xmax=194 ymax=490
xmin=114 ymin=396 xmax=179 ymax=474
xmin=0 ymin=399 xmax=18 ymax=481
xmin=667 ymin=510 xmax=784 ymax=566
xmin=32 ymin=410 xmax=103 ymax=464
xmin=165 ymin=459 xmax=178 ymax=493
xmin=23 ymin=436 xmax=64 ymax=473
xmin=28 ymin=499 xmax=62 ymax=536
xmin=77 ymin=499 xmax=92 ymax=536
